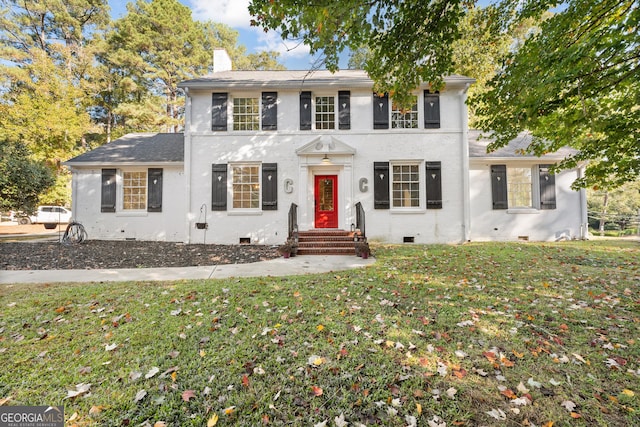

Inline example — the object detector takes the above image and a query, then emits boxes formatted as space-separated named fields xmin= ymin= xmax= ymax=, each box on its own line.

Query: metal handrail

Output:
xmin=355 ymin=202 xmax=366 ymax=239
xmin=288 ymin=203 xmax=298 ymax=240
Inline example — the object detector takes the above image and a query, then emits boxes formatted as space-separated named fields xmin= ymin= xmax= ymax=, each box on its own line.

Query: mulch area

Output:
xmin=0 ymin=240 xmax=280 ymax=271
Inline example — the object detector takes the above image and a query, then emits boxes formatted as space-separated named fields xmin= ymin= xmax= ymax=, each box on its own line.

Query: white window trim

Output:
xmin=390 ymin=160 xmax=424 ymax=212
xmin=229 ymin=93 xmax=261 ymax=132
xmin=116 ymin=168 xmax=149 ymax=215
xmin=312 ymin=93 xmax=337 ymax=131
xmin=229 ymin=162 xmax=262 ymax=213
xmin=505 ymin=165 xmax=543 ymax=211
xmin=390 ymin=94 xmax=420 ymax=130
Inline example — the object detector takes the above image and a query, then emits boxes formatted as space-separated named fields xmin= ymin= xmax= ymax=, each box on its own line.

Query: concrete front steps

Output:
xmin=296 ymin=230 xmax=357 ymax=255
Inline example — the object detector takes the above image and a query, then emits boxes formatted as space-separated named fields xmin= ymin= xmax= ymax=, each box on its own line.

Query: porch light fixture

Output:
xmin=321 ymin=154 xmax=331 ymax=164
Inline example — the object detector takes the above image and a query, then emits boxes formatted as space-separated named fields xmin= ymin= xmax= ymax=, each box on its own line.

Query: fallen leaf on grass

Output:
xmin=134 ymin=390 xmax=147 ymax=403
xmin=527 ymin=377 xmax=542 ymax=388
xmin=427 ymin=415 xmax=446 ymax=427
xmin=182 ymin=390 xmax=196 ymax=402
xmin=486 ymin=408 xmax=507 ymax=420
xmin=105 ymin=343 xmax=117 ymax=351
xmin=0 ymin=396 xmax=12 ymax=406
xmin=561 ymin=400 xmax=576 ymax=412
xmin=621 ymin=389 xmax=635 ymax=397
xmin=313 ymin=421 xmax=327 ymax=427
xmin=500 ymin=388 xmax=517 ymax=399
xmin=154 ymin=422 xmax=166 ymax=427
xmin=65 ymin=383 xmax=91 ymax=399
xmin=223 ymin=406 xmax=235 ymax=416
xmin=207 ymin=413 xmax=219 ymax=426
xmin=89 ymin=405 xmax=105 ymax=416
xmin=311 ymin=386 xmax=323 ymax=397
xmin=334 ymin=413 xmax=348 ymax=427
xmin=145 ymin=367 xmax=160 ymax=379
xmin=308 ymin=355 xmax=325 ymax=366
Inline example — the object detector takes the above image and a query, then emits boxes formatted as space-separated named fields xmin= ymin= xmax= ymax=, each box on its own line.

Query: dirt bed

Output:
xmin=0 ymin=224 xmax=280 ymax=270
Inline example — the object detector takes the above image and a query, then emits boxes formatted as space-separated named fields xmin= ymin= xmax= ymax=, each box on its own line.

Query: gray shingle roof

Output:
xmin=65 ymin=133 xmax=184 ymax=165
xmin=468 ymin=129 xmax=577 ymax=160
xmin=178 ymin=70 xmax=474 ymax=90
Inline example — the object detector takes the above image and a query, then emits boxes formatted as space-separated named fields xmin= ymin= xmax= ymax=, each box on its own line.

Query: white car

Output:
xmin=27 ymin=206 xmax=73 ymax=227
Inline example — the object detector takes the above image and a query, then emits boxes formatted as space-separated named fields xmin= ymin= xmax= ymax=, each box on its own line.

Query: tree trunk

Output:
xmin=599 ymin=191 xmax=609 ymax=236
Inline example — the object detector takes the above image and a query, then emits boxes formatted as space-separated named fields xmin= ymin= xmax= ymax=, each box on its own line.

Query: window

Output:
xmin=391 ymin=97 xmax=418 ymax=129
xmin=123 ymin=171 xmax=147 ymax=210
xmin=213 ymin=92 xmax=277 ymax=131
xmin=392 ymin=164 xmax=420 ymax=208
xmin=491 ymin=164 xmax=556 ymax=210
xmin=232 ymin=165 xmax=260 ymax=209
xmin=233 ymin=97 xmax=260 ymax=131
xmin=315 ymin=96 xmax=335 ymax=130
xmin=101 ymin=169 xmax=163 ymax=213
xmin=212 ymin=163 xmax=278 ymax=211
xmin=507 ymin=168 xmax=532 ymax=208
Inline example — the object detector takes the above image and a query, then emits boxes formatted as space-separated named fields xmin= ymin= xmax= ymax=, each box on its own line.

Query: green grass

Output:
xmin=1 ymin=240 xmax=638 ymax=426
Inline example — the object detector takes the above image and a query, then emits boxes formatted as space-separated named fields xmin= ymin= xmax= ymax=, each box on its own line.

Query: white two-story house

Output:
xmin=66 ymin=50 xmax=588 ymax=246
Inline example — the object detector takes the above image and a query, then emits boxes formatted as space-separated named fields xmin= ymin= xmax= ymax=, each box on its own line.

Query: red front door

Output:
xmin=314 ymin=175 xmax=338 ymax=228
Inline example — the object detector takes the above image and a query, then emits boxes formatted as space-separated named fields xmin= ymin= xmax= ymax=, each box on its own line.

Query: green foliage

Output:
xmin=588 ymin=180 xmax=640 ymax=232
xmin=473 ymin=0 xmax=640 ymax=189
xmin=249 ymin=0 xmax=466 ymax=106
xmin=0 ymin=140 xmax=55 ymax=213
xmin=1 ymin=241 xmax=638 ymax=425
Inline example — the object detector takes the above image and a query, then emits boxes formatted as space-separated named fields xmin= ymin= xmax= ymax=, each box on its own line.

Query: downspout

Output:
xmin=460 ymin=83 xmax=472 ymax=242
xmin=183 ymin=87 xmax=192 ymax=244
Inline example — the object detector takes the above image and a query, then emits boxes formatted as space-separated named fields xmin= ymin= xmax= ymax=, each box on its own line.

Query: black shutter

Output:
xmin=262 ymin=163 xmax=278 ymax=210
xmin=424 ymin=91 xmax=440 ymax=129
xmin=101 ymin=169 xmax=116 ymax=213
xmin=212 ymin=93 xmax=228 ymax=131
xmin=338 ymin=90 xmax=351 ymax=130
xmin=300 ymin=91 xmax=312 ymax=130
xmin=425 ymin=161 xmax=442 ymax=209
xmin=374 ymin=162 xmax=390 ymax=209
xmin=211 ymin=164 xmax=227 ymax=211
xmin=373 ymin=92 xmax=389 ymax=129
xmin=147 ymin=168 xmax=163 ymax=212
xmin=539 ymin=164 xmax=557 ymax=209
xmin=262 ymin=92 xmax=277 ymax=130
xmin=491 ymin=165 xmax=508 ymax=209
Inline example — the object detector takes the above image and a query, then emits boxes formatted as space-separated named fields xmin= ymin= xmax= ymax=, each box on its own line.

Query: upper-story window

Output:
xmin=300 ymin=91 xmax=350 ymax=131
xmin=212 ymin=92 xmax=277 ymax=132
xmin=315 ymin=96 xmax=336 ymax=130
xmin=391 ymin=96 xmax=419 ymax=129
xmin=374 ymin=91 xmax=440 ymax=129
xmin=233 ymin=97 xmax=260 ymax=131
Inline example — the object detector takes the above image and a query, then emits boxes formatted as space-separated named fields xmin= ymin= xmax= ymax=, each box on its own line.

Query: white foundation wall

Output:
xmin=468 ymin=163 xmax=587 ymax=241
xmin=71 ymin=166 xmax=186 ymax=241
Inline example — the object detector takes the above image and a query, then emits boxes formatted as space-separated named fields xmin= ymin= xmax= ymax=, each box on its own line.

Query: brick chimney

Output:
xmin=213 ymin=48 xmax=232 ymax=73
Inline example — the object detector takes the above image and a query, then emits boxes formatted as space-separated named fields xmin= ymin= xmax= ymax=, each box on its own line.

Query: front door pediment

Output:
xmin=296 ymin=135 xmax=356 ymax=157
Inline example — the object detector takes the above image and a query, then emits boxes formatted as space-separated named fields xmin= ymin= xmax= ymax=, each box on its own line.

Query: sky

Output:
xmin=108 ymin=0 xmax=324 ymax=70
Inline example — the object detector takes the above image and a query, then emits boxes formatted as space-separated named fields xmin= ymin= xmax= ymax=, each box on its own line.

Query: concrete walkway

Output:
xmin=0 ymin=255 xmax=375 ymax=284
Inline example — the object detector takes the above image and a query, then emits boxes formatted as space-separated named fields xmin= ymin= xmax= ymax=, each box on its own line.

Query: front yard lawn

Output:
xmin=0 ymin=240 xmax=638 ymax=426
